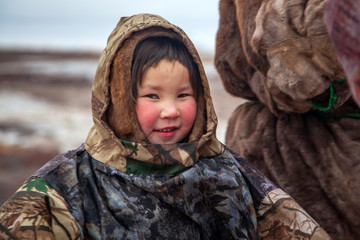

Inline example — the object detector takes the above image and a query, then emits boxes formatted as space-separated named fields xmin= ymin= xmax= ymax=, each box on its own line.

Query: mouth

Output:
xmin=153 ymin=127 xmax=179 ymax=138
xmin=156 ymin=127 xmax=177 ymax=133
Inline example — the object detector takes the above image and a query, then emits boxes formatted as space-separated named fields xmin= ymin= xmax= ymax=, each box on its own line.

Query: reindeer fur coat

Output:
xmin=215 ymin=0 xmax=360 ymax=239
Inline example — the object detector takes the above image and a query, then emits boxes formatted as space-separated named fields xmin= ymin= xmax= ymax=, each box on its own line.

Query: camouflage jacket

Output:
xmin=0 ymin=145 xmax=330 ymax=239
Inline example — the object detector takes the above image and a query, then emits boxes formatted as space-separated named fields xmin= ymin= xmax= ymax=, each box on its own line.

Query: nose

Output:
xmin=160 ymin=102 xmax=180 ymax=119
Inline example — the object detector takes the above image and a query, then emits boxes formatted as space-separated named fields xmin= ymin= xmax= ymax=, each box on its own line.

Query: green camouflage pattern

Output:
xmin=0 ymin=178 xmax=80 ymax=239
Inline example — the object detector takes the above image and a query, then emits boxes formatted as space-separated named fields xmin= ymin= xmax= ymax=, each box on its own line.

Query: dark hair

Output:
xmin=130 ymin=36 xmax=203 ymax=103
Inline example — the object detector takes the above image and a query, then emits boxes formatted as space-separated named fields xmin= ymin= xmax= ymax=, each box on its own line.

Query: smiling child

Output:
xmin=0 ymin=14 xmax=330 ymax=239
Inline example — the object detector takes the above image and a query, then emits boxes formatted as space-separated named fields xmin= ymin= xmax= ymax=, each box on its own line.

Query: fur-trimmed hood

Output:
xmin=85 ymin=14 xmax=223 ymax=173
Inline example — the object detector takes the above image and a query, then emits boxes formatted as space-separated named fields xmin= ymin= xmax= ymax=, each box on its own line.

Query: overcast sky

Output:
xmin=0 ymin=0 xmax=220 ymax=52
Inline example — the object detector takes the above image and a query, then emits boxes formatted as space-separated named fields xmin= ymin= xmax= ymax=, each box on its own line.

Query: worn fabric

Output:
xmin=1 ymin=13 xmax=330 ymax=239
xmin=215 ymin=0 xmax=360 ymax=239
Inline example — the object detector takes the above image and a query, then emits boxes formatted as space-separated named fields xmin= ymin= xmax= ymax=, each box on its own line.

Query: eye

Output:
xmin=145 ymin=94 xmax=159 ymax=99
xmin=178 ymin=93 xmax=191 ymax=98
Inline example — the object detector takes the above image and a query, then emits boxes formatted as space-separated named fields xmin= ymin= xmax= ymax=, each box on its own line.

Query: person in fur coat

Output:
xmin=215 ymin=0 xmax=360 ymax=239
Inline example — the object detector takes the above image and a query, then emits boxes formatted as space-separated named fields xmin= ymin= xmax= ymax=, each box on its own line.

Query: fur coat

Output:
xmin=215 ymin=0 xmax=360 ymax=239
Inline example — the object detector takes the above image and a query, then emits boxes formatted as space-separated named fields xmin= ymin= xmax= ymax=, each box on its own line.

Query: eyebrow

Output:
xmin=178 ymin=85 xmax=193 ymax=92
xmin=139 ymin=81 xmax=193 ymax=92
xmin=139 ymin=83 xmax=161 ymax=90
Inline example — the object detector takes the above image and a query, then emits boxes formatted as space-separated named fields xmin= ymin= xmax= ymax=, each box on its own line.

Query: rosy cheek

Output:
xmin=180 ymin=100 xmax=197 ymax=126
xmin=135 ymin=101 xmax=158 ymax=132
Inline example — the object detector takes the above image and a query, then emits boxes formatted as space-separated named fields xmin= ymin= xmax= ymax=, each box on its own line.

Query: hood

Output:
xmin=215 ymin=0 xmax=352 ymax=116
xmin=85 ymin=14 xmax=223 ymax=173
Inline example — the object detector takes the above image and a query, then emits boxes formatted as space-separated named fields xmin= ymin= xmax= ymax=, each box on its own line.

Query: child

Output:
xmin=0 ymin=14 xmax=330 ymax=239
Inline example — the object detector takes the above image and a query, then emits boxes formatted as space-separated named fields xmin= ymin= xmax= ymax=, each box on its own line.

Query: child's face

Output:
xmin=135 ymin=59 xmax=197 ymax=144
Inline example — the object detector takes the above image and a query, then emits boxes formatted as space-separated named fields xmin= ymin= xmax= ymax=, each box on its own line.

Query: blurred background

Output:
xmin=0 ymin=0 xmax=243 ymax=204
